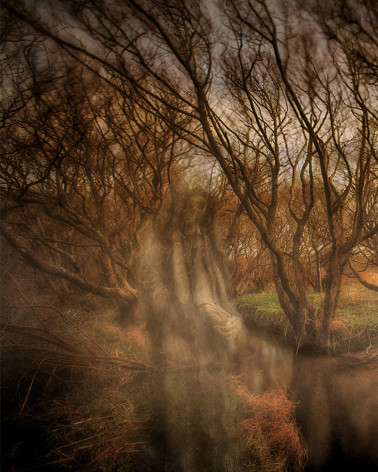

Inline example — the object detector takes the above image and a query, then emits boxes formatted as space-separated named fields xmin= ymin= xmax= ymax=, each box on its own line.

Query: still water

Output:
xmin=146 ymin=329 xmax=378 ymax=472
xmin=240 ymin=331 xmax=378 ymax=471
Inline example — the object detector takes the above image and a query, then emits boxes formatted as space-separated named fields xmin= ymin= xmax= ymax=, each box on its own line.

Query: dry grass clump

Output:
xmin=1 ymin=299 xmax=150 ymax=471
xmin=330 ymin=320 xmax=350 ymax=338
xmin=45 ymin=383 xmax=146 ymax=471
xmin=232 ymin=377 xmax=307 ymax=472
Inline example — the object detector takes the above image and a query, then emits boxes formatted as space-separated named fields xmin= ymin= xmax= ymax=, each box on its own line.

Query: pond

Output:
xmin=241 ymin=330 xmax=378 ymax=471
xmin=143 ymin=329 xmax=378 ymax=472
xmin=2 ymin=325 xmax=377 ymax=472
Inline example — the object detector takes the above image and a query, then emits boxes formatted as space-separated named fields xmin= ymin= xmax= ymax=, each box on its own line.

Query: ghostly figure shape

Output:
xmin=138 ymin=189 xmax=244 ymax=361
xmin=182 ymin=194 xmax=208 ymax=236
xmin=138 ymin=190 xmax=245 ymax=471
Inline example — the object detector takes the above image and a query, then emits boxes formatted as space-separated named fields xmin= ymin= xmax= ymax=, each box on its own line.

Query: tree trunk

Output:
xmin=1 ymin=223 xmax=138 ymax=323
xmin=315 ymin=250 xmax=322 ymax=293
xmin=315 ymin=259 xmax=345 ymax=353
xmin=116 ymin=296 xmax=139 ymax=326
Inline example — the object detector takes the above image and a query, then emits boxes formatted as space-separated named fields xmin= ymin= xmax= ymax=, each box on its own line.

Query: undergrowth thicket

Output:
xmin=1 ymin=297 xmax=148 ymax=471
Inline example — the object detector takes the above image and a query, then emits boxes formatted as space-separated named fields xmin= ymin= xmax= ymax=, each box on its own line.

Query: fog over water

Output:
xmin=136 ymin=189 xmax=378 ymax=472
xmin=136 ymin=188 xmax=246 ymax=471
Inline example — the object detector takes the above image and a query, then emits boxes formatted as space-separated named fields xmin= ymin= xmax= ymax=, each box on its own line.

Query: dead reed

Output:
xmin=1 ymin=299 xmax=150 ymax=471
xmin=232 ymin=376 xmax=308 ymax=472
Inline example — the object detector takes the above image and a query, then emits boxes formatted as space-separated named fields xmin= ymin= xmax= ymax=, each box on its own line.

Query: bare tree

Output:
xmin=222 ymin=0 xmax=377 ymax=349
xmin=1 ymin=53 xmax=184 ymax=321
xmin=2 ymin=0 xmax=377 ymax=350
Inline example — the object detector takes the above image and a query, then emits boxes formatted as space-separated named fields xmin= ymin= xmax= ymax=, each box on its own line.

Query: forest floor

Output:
xmin=237 ymin=285 xmax=378 ymax=354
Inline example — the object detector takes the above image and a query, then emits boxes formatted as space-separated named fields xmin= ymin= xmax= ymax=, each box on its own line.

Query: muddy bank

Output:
xmin=238 ymin=302 xmax=377 ymax=355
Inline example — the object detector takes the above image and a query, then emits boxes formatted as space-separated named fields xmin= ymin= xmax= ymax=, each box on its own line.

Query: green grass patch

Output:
xmin=238 ymin=291 xmax=282 ymax=313
xmin=237 ymin=292 xmax=292 ymax=337
xmin=237 ymin=285 xmax=378 ymax=347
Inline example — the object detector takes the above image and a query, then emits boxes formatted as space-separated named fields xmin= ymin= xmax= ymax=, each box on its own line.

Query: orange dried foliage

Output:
xmin=232 ymin=377 xmax=307 ymax=472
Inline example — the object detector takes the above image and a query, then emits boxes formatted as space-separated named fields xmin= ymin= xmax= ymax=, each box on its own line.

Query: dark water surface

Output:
xmin=140 ymin=328 xmax=378 ymax=472
xmin=239 ymin=330 xmax=378 ymax=471
xmin=2 ymin=329 xmax=377 ymax=471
